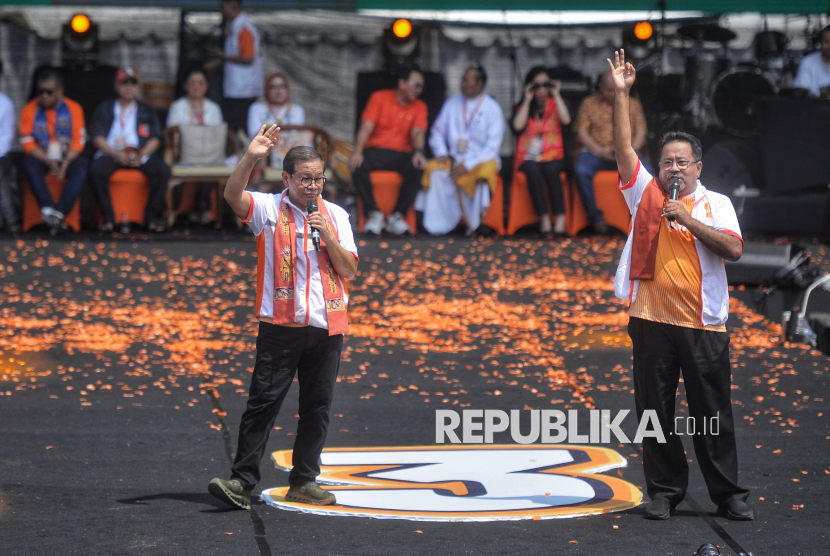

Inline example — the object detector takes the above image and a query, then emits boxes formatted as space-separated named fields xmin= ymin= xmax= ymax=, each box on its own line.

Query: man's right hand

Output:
xmin=348 ymin=151 xmax=363 ymax=173
xmin=607 ymin=48 xmax=636 ymax=92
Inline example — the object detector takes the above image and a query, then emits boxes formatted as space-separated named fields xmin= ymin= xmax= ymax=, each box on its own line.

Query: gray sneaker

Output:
xmin=385 ymin=212 xmax=411 ymax=235
xmin=208 ymin=478 xmax=251 ymax=510
xmin=285 ymin=481 xmax=336 ymax=506
xmin=363 ymin=210 xmax=385 ymax=235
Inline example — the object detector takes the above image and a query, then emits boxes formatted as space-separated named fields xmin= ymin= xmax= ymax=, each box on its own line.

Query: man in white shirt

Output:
xmin=207 ymin=0 xmax=264 ymax=134
xmin=209 ymin=127 xmax=358 ymax=510
xmin=794 ymin=24 xmax=830 ymax=98
xmin=418 ymin=66 xmax=505 ymax=235
xmin=0 ymin=61 xmax=18 ymax=232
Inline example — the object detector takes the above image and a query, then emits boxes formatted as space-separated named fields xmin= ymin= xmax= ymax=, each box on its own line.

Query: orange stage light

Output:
xmin=70 ymin=14 xmax=91 ymax=34
xmin=392 ymin=19 xmax=412 ymax=39
xmin=634 ymin=21 xmax=653 ymax=41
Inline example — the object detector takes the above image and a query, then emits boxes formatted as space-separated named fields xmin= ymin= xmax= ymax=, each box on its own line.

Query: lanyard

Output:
xmin=118 ymin=102 xmax=137 ymax=136
xmin=462 ymin=95 xmax=485 ymax=133
xmin=269 ymin=103 xmax=291 ymax=126
xmin=190 ymin=101 xmax=204 ymax=125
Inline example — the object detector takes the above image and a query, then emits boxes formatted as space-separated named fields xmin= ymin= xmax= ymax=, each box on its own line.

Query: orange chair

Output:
xmin=22 ymin=174 xmax=81 ymax=232
xmin=480 ymin=176 xmax=506 ymax=235
xmin=505 ymin=171 xmax=571 ymax=235
xmin=100 ymin=169 xmax=151 ymax=226
xmin=567 ymin=170 xmax=631 ymax=236
xmin=356 ymin=171 xmax=417 ymax=233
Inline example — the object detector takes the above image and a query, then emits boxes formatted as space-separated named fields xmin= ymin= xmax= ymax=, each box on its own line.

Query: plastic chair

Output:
xmin=105 ymin=169 xmax=150 ymax=226
xmin=480 ymin=176 xmax=506 ymax=235
xmin=22 ymin=174 xmax=81 ymax=232
xmin=356 ymin=171 xmax=417 ymax=233
xmin=567 ymin=170 xmax=631 ymax=236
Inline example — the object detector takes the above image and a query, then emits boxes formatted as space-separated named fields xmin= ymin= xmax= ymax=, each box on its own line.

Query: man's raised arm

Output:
xmin=608 ymin=50 xmax=640 ymax=185
xmin=224 ymin=124 xmax=279 ymax=219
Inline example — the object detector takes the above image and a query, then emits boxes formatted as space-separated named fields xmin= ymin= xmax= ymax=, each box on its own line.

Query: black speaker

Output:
xmin=725 ymin=242 xmax=804 ymax=287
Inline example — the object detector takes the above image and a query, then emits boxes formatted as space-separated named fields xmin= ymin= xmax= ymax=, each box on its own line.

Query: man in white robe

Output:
xmin=417 ymin=66 xmax=505 ymax=235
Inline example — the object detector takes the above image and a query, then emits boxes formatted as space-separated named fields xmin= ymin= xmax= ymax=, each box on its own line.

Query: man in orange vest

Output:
xmin=209 ymin=125 xmax=358 ymax=510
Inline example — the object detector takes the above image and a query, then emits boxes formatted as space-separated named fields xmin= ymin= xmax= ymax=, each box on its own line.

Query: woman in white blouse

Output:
xmin=166 ymin=69 xmax=225 ymax=224
xmin=246 ymin=72 xmax=305 ymax=138
xmin=167 ymin=70 xmax=224 ymax=127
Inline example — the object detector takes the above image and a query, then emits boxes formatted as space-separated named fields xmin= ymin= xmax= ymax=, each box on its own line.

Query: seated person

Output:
xmin=0 ymin=60 xmax=18 ymax=232
xmin=247 ymin=72 xmax=307 ymax=189
xmin=510 ymin=66 xmax=571 ymax=235
xmin=419 ymin=66 xmax=504 ymax=236
xmin=348 ymin=66 xmax=428 ymax=235
xmin=89 ymin=67 xmax=170 ymax=233
xmin=573 ymin=70 xmax=649 ymax=233
xmin=794 ymin=24 xmax=830 ymax=98
xmin=166 ymin=69 xmax=224 ymax=224
xmin=18 ymin=69 xmax=88 ymax=235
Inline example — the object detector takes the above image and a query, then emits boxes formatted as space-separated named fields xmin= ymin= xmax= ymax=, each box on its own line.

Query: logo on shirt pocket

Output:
xmin=138 ymin=123 xmax=150 ymax=138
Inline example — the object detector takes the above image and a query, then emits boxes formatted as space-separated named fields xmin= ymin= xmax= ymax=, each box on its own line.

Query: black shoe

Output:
xmin=718 ymin=500 xmax=754 ymax=521
xmin=644 ymin=498 xmax=672 ymax=520
xmin=696 ymin=543 xmax=721 ymax=555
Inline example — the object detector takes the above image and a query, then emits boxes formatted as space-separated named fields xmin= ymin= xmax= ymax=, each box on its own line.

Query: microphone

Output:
xmin=307 ymin=200 xmax=321 ymax=252
xmin=668 ymin=177 xmax=682 ymax=229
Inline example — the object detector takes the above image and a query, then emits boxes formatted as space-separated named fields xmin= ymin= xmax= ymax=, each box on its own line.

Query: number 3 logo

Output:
xmin=261 ymin=445 xmax=641 ymax=521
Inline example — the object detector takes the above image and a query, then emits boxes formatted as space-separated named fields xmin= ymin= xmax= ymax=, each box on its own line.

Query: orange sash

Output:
xmin=630 ymin=177 xmax=667 ymax=281
xmin=272 ymin=194 xmax=349 ymax=335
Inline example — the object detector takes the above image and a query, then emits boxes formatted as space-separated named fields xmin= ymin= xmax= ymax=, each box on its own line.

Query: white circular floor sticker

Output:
xmin=261 ymin=445 xmax=641 ymax=521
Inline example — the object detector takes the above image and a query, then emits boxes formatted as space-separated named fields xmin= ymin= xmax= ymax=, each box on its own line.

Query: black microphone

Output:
xmin=307 ymin=200 xmax=321 ymax=252
xmin=668 ymin=177 xmax=682 ymax=229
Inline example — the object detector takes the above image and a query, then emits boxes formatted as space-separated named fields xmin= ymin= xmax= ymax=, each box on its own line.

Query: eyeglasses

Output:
xmin=292 ymin=174 xmax=326 ymax=187
xmin=269 ymin=84 xmax=287 ymax=90
xmin=530 ymin=82 xmax=555 ymax=91
xmin=119 ymin=79 xmax=138 ymax=86
xmin=659 ymin=159 xmax=699 ymax=171
xmin=407 ymin=81 xmax=424 ymax=90
xmin=37 ymin=88 xmax=57 ymax=96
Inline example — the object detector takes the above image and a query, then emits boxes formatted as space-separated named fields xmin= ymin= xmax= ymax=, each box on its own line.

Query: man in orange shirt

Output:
xmin=348 ymin=67 xmax=428 ymax=235
xmin=610 ymin=50 xmax=751 ymax=522
xmin=19 ymin=70 xmax=87 ymax=235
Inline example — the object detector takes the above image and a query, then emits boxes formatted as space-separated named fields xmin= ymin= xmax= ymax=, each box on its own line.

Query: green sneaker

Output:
xmin=285 ymin=481 xmax=336 ymax=506
xmin=208 ymin=478 xmax=251 ymax=510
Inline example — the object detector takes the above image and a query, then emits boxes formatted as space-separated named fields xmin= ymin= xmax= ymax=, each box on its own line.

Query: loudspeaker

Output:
xmin=725 ymin=242 xmax=803 ymax=286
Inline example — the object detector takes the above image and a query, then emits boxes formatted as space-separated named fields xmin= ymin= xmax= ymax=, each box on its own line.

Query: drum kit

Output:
xmin=643 ymin=21 xmax=790 ymax=137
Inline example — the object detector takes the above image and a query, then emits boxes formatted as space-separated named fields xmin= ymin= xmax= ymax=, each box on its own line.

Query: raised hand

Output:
xmin=606 ymin=49 xmax=636 ymax=92
xmin=246 ymin=124 xmax=280 ymax=160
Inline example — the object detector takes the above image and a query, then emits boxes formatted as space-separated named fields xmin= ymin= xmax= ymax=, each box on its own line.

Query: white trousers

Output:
xmin=415 ymin=169 xmax=491 ymax=235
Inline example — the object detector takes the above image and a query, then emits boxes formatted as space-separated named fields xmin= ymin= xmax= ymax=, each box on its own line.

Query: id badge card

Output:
xmin=46 ymin=141 xmax=63 ymax=161
xmin=114 ymin=136 xmax=126 ymax=150
xmin=456 ymin=137 xmax=469 ymax=154
xmin=527 ymin=136 xmax=543 ymax=160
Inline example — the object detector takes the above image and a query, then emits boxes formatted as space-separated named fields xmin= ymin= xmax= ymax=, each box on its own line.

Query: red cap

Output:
xmin=115 ymin=66 xmax=141 ymax=83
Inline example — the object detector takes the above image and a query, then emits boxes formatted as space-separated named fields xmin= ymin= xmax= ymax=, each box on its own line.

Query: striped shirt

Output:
xmin=614 ymin=161 xmax=742 ymax=329
xmin=241 ymin=191 xmax=357 ymax=329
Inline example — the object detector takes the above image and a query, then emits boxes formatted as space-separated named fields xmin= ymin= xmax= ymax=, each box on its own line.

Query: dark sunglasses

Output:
xmin=530 ymin=82 xmax=555 ymax=91
xmin=37 ymin=88 xmax=57 ymax=96
xmin=119 ymin=79 xmax=138 ymax=86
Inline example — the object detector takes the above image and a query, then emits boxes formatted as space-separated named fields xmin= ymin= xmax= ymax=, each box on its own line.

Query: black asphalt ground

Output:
xmin=0 ymin=229 xmax=827 ymax=555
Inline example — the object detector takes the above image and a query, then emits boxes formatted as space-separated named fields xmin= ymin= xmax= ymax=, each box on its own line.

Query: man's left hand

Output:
xmin=308 ymin=212 xmax=334 ymax=245
xmin=412 ymin=151 xmax=427 ymax=170
xmin=56 ymin=159 xmax=70 ymax=180
xmin=450 ymin=162 xmax=469 ymax=183
xmin=662 ymin=199 xmax=692 ymax=227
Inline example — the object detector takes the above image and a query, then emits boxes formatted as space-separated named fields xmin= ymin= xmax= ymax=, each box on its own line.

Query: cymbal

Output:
xmin=677 ymin=23 xmax=737 ymax=43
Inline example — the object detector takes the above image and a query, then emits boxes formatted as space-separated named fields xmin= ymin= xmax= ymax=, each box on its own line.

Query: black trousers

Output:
xmin=628 ymin=317 xmax=749 ymax=507
xmin=231 ymin=322 xmax=343 ymax=490
xmin=90 ymin=155 xmax=170 ymax=225
xmin=352 ymin=148 xmax=422 ymax=217
xmin=519 ymin=159 xmax=567 ymax=217
xmin=223 ymin=96 xmax=257 ymax=136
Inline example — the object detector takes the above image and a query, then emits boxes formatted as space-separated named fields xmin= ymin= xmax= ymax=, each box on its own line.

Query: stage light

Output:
xmin=70 ymin=14 xmax=90 ymax=35
xmin=634 ymin=21 xmax=653 ymax=41
xmin=392 ymin=19 xmax=412 ymax=39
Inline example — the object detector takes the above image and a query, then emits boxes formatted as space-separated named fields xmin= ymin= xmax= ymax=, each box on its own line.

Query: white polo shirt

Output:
xmin=242 ymin=190 xmax=357 ymax=330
